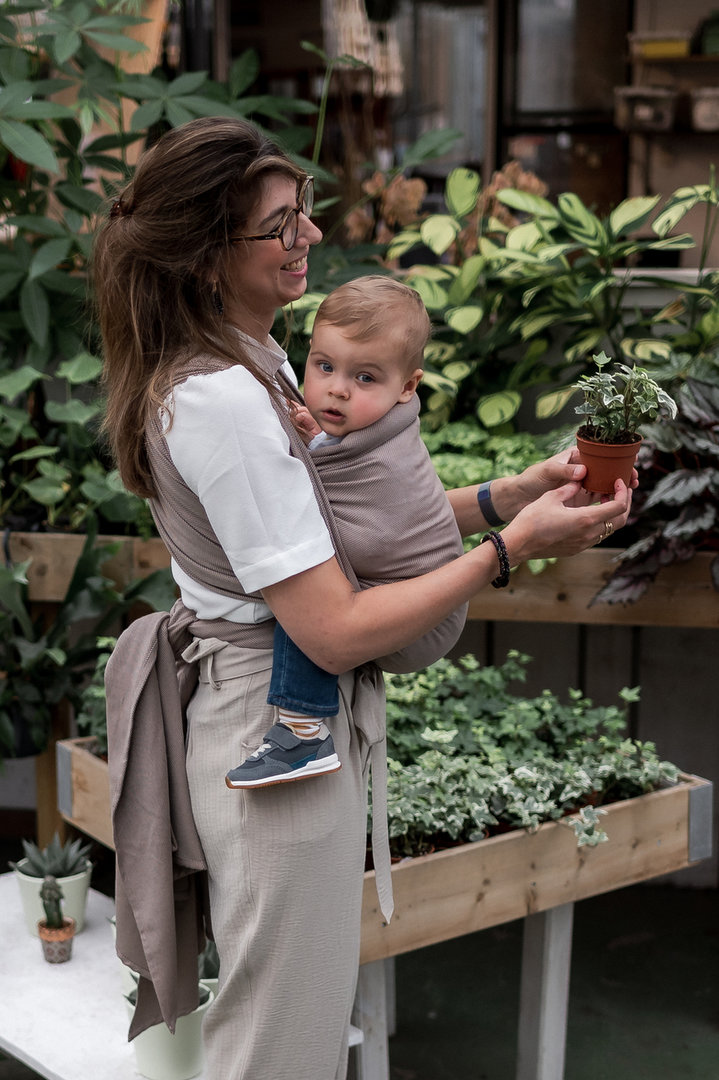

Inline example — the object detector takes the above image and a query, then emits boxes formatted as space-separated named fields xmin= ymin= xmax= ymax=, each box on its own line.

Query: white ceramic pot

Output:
xmin=14 ymin=858 xmax=92 ymax=936
xmin=126 ymin=987 xmax=214 ymax=1080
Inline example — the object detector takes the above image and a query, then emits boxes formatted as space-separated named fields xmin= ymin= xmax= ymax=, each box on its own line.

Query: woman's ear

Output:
xmin=397 ymin=368 xmax=423 ymax=402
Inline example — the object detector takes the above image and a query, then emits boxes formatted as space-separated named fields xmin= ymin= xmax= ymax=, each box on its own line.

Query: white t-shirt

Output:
xmin=163 ymin=340 xmax=334 ymax=623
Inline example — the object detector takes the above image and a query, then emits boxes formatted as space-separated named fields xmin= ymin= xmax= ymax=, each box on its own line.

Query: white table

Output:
xmin=0 ymin=873 xmax=363 ymax=1080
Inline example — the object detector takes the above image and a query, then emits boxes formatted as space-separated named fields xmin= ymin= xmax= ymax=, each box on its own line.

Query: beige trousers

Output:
xmin=184 ymin=639 xmax=370 ymax=1080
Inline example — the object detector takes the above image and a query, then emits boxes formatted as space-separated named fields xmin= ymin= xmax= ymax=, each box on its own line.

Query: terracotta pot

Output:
xmin=576 ymin=432 xmax=641 ymax=495
xmin=38 ymin=916 xmax=76 ymax=963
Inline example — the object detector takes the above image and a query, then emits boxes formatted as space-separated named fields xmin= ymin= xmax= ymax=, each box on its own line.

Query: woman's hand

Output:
xmin=501 ymin=476 xmax=634 ymax=563
xmin=492 ymin=447 xmax=638 ymax=520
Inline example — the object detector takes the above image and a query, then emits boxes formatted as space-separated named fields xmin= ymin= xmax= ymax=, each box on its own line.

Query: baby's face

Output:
xmin=303 ymin=322 xmax=422 ymax=437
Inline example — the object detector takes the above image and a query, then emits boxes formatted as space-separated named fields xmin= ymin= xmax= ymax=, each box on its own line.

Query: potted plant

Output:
xmin=124 ymin=980 xmax=214 ymax=1080
xmin=37 ymin=875 xmax=76 ymax=963
xmin=10 ymin=832 xmax=92 ymax=936
xmin=571 ymin=351 xmax=678 ymax=494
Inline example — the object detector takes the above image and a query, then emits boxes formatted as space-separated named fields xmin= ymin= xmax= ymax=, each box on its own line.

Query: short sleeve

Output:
xmin=164 ymin=365 xmax=335 ymax=593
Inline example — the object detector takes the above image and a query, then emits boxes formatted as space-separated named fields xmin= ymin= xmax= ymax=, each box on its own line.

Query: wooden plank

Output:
xmin=359 ymin=774 xmax=711 ymax=964
xmin=6 ymin=533 xmax=170 ymax=602
xmin=56 ymin=738 xmax=113 ymax=849
xmin=467 ymin=550 xmax=718 ymax=628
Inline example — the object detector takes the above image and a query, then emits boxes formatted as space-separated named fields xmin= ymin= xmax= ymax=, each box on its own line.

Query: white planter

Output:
xmin=126 ymin=988 xmax=214 ymax=1080
xmin=13 ymin=858 xmax=92 ymax=936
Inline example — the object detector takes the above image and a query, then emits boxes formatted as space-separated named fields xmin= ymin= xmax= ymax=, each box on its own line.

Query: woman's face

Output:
xmin=224 ymin=173 xmax=322 ymax=341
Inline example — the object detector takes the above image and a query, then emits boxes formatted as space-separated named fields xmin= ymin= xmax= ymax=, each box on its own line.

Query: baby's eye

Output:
xmin=357 ymin=373 xmax=374 ymax=384
xmin=318 ymin=361 xmax=333 ymax=373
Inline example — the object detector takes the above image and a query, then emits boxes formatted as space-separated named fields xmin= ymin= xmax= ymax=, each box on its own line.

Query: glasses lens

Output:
xmin=302 ymin=177 xmax=314 ymax=218
xmin=279 ymin=212 xmax=299 ymax=251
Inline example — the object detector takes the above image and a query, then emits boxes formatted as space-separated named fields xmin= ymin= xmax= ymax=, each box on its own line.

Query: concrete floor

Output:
xmin=3 ymin=832 xmax=718 ymax=1079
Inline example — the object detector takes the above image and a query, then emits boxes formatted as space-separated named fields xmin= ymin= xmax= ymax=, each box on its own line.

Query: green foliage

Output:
xmin=572 ymin=350 xmax=677 ymax=443
xmin=74 ymin=635 xmax=116 ymax=755
xmin=12 ymin=831 xmax=91 ymax=878
xmin=0 ymin=0 xmax=321 ymax=533
xmin=375 ymin=652 xmax=678 ymax=857
xmin=0 ymin=517 xmax=176 ymax=762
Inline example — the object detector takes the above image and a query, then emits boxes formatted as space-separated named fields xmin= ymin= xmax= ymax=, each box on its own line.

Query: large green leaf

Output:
xmin=19 ymin=279 xmax=49 ymax=347
xmin=56 ymin=352 xmax=103 ymax=384
xmin=400 ymin=129 xmax=463 ymax=171
xmin=495 ymin=190 xmax=559 ymax=219
xmin=445 ymin=168 xmax=480 ymax=218
xmin=477 ymin=391 xmax=521 ymax=428
xmin=420 ymin=215 xmax=460 ymax=256
xmin=557 ymin=193 xmax=606 ymax=248
xmin=409 ymin=276 xmax=449 ymax=311
xmin=0 ymin=118 xmax=59 ymax=173
xmin=447 ymin=254 xmax=484 ymax=306
xmin=608 ymin=195 xmax=660 ymax=238
xmin=536 ymin=386 xmax=576 ymax=419
xmin=28 ymin=239 xmax=72 ymax=281
xmin=230 ymin=50 xmax=261 ymax=98
xmin=53 ymin=28 xmax=82 ymax=64
xmin=45 ymin=399 xmax=102 ymax=425
xmin=652 ymin=184 xmax=714 ymax=237
xmin=445 ymin=306 xmax=483 ymax=334
xmin=0 ymin=365 xmax=45 ymax=401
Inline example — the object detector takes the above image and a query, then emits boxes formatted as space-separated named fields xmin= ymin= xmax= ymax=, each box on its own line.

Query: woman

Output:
xmin=94 ymin=116 xmax=632 ymax=1080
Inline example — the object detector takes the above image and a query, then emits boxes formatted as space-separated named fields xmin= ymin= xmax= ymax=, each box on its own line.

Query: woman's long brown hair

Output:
xmin=92 ymin=117 xmax=305 ymax=498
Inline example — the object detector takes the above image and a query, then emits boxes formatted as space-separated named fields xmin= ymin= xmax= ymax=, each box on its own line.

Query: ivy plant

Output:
xmin=374 ymin=652 xmax=679 ymax=857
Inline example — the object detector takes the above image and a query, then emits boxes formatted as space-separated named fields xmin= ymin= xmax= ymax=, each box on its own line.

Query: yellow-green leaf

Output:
xmin=477 ymin=391 xmax=521 ymax=428
xmin=420 ymin=215 xmax=460 ymax=256
xmin=445 ymin=168 xmax=480 ymax=218
xmin=536 ymin=386 xmax=576 ymax=419
xmin=445 ymin=306 xmax=483 ymax=334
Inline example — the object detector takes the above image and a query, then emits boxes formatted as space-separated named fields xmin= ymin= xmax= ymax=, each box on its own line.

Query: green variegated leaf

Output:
xmin=563 ymin=328 xmax=605 ymax=363
xmin=608 ymin=196 xmax=660 ymax=238
xmin=387 ymin=230 xmax=422 ymax=260
xmin=410 ymin=276 xmax=449 ymax=311
xmin=420 ymin=215 xmax=460 ymax=256
xmin=506 ymin=221 xmax=542 ymax=250
xmin=510 ymin=309 xmax=561 ymax=339
xmin=495 ymin=190 xmax=559 ymax=219
xmin=536 ymin=386 xmax=576 ymax=419
xmin=442 ymin=361 xmax=473 ymax=382
xmin=445 ymin=306 xmax=483 ymax=334
xmin=557 ymin=192 xmax=606 ymax=247
xmin=447 ymin=254 xmax=484 ymax=305
xmin=646 ymin=233 xmax=695 ymax=251
xmin=652 ymin=185 xmax=713 ymax=236
xmin=445 ymin=168 xmax=480 ymax=218
xmin=620 ymin=338 xmax=674 ymax=363
xmin=477 ymin=391 xmax=521 ymax=428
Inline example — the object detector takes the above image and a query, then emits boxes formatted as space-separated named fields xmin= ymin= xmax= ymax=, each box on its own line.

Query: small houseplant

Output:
xmin=571 ymin=351 xmax=678 ymax=494
xmin=37 ymin=875 xmax=76 ymax=963
xmin=10 ymin=832 xmax=92 ymax=935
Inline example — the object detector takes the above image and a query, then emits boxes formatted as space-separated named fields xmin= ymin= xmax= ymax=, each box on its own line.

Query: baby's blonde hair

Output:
xmin=313 ymin=275 xmax=430 ymax=371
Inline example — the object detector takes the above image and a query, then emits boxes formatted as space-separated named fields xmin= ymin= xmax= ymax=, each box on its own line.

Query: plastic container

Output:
xmin=628 ymin=31 xmax=691 ymax=59
xmin=614 ymin=86 xmax=678 ymax=132
xmin=690 ymin=87 xmax=719 ymax=131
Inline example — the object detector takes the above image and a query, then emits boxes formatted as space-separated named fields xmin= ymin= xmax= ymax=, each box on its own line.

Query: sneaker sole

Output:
xmin=225 ymin=755 xmax=342 ymax=789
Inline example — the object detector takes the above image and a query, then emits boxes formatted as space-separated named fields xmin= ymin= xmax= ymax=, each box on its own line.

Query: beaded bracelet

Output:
xmin=481 ymin=530 xmax=511 ymax=588
xmin=476 ymin=481 xmax=504 ymax=528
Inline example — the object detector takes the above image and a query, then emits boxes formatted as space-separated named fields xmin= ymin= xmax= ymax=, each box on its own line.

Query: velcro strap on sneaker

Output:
xmin=264 ymin=723 xmax=302 ymax=750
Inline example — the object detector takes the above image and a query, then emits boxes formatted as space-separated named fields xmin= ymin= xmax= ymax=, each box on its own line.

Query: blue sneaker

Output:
xmin=225 ymin=722 xmax=341 ymax=789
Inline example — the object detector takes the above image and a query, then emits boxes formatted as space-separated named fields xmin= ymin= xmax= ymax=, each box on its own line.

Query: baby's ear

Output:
xmin=398 ymin=368 xmax=423 ymax=402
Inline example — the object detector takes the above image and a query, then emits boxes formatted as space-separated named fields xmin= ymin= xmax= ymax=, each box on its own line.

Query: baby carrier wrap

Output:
xmin=106 ymin=356 xmax=466 ymax=1044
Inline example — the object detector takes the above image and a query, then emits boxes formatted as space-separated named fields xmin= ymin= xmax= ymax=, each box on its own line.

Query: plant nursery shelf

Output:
xmin=468 ymin=549 xmax=718 ymax=628
xmin=359 ymin=772 xmax=711 ymax=965
xmin=56 ymin=739 xmax=711 ymax=963
xmin=6 ymin=532 xmax=170 ymax=603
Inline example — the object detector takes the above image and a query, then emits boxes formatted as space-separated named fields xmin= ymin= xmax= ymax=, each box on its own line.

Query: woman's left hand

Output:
xmin=505 ymin=447 xmax=638 ymax=514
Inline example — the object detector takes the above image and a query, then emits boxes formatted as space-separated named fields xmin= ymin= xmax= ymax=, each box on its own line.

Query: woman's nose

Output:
xmin=300 ymin=214 xmax=323 ymax=245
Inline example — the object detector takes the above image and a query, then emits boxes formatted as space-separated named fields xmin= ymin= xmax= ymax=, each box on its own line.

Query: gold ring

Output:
xmin=604 ymin=520 xmax=614 ymax=537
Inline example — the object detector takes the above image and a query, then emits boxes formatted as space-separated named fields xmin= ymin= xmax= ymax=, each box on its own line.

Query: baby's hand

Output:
xmin=289 ymin=402 xmax=322 ymax=445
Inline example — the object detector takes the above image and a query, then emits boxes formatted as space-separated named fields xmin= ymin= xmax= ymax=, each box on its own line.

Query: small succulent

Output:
xmin=40 ymin=875 xmax=65 ymax=929
xmin=10 ymin=832 xmax=91 ymax=879
xmin=573 ymin=351 xmax=677 ymax=443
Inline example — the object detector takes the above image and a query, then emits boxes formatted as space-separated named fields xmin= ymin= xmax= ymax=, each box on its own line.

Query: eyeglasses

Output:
xmin=231 ymin=176 xmax=314 ymax=252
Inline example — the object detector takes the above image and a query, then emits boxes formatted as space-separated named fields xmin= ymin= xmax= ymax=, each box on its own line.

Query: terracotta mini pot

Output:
xmin=38 ymin=916 xmax=76 ymax=963
xmin=576 ymin=432 xmax=641 ymax=495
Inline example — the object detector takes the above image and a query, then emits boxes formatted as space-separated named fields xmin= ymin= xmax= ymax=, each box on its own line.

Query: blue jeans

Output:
xmin=267 ymin=622 xmax=339 ymax=716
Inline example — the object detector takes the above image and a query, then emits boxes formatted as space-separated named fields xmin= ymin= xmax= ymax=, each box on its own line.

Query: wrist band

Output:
xmin=481 ymin=530 xmax=511 ymax=589
xmin=477 ymin=481 xmax=504 ymax=527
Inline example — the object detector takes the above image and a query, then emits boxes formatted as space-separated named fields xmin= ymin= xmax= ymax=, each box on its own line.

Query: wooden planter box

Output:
xmin=467 ymin=549 xmax=718 ymax=628
xmin=56 ymin=737 xmax=113 ymax=849
xmin=56 ymin=739 xmax=711 ymax=962
xmin=6 ymin=532 xmax=170 ymax=603
xmin=359 ymin=772 xmax=712 ymax=964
